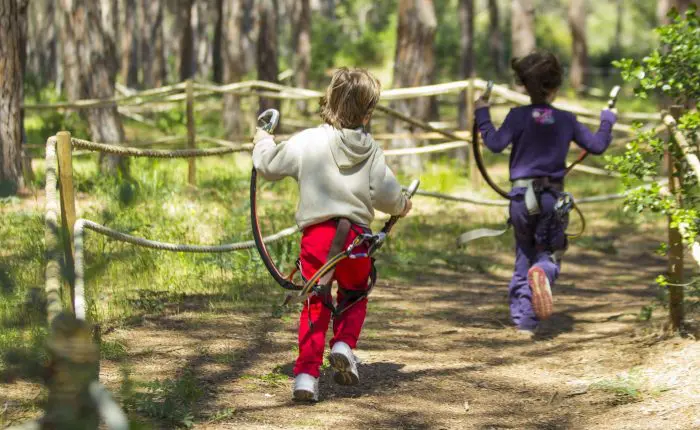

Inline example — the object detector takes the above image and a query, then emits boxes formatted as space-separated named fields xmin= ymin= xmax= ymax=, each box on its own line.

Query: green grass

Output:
xmin=591 ymin=369 xmax=649 ymax=405
xmin=120 ymin=365 xmax=203 ymax=428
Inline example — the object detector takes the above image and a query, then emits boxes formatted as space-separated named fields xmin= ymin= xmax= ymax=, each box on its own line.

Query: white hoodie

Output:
xmin=253 ymin=124 xmax=408 ymax=229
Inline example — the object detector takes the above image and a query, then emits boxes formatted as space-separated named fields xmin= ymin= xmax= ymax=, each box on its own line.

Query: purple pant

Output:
xmin=508 ymin=188 xmax=567 ymax=330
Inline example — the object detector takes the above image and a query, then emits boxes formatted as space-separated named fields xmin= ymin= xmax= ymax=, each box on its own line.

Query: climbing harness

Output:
xmin=461 ymin=82 xmax=620 ymax=246
xmin=283 ymin=179 xmax=420 ymax=319
xmin=250 ymin=109 xmax=420 ymax=317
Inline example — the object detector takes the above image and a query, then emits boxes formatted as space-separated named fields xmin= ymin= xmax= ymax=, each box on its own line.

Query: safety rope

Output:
xmin=73 ymin=218 xmax=299 ymax=320
xmin=70 ymin=137 xmax=250 ymax=158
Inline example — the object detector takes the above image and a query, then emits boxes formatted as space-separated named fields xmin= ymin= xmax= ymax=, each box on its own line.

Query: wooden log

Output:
xmin=57 ymin=131 xmax=77 ymax=312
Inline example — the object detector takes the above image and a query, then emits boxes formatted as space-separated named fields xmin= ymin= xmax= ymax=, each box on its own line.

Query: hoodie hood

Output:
xmin=328 ymin=125 xmax=376 ymax=169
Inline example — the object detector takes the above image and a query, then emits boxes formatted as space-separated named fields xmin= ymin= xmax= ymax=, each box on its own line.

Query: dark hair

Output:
xmin=511 ymin=51 xmax=563 ymax=104
xmin=320 ymin=68 xmax=381 ymax=129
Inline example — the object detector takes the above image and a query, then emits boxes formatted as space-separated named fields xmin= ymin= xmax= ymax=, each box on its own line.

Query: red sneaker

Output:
xmin=528 ymin=266 xmax=553 ymax=320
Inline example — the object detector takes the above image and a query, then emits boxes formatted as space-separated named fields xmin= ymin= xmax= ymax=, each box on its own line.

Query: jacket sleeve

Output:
xmin=369 ymin=149 xmax=407 ymax=216
xmin=475 ymin=107 xmax=519 ymax=153
xmin=572 ymin=109 xmax=617 ymax=155
xmin=252 ymin=134 xmax=301 ymax=181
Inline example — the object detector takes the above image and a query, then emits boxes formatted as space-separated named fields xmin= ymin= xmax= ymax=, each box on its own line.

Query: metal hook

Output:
xmin=257 ymin=109 xmax=280 ymax=133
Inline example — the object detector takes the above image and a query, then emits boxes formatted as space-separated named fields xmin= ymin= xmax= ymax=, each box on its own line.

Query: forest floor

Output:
xmin=2 ymin=156 xmax=699 ymax=429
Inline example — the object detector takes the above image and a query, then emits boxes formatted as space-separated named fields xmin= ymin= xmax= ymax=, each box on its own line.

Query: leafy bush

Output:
xmin=610 ymin=6 xmax=700 ymax=321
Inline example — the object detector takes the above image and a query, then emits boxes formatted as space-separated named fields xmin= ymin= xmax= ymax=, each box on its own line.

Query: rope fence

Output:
xmin=73 ymin=219 xmax=299 ymax=320
xmin=23 ymin=78 xmax=659 ymax=123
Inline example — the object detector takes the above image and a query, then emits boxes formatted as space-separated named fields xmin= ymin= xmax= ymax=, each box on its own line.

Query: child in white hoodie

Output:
xmin=253 ymin=68 xmax=411 ymax=402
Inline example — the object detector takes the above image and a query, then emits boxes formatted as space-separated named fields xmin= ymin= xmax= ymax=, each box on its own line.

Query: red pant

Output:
xmin=293 ymin=220 xmax=372 ymax=377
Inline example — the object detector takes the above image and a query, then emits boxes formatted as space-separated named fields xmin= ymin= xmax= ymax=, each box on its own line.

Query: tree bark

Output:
xmin=568 ymin=0 xmax=588 ymax=92
xmin=457 ymin=0 xmax=474 ymax=163
xmin=141 ymin=0 xmax=167 ymax=87
xmin=613 ymin=0 xmax=623 ymax=60
xmin=458 ymin=0 xmax=474 ymax=126
xmin=321 ymin=0 xmax=335 ymax=19
xmin=100 ymin=0 xmax=119 ymax=42
xmin=60 ymin=0 xmax=127 ymax=172
xmin=292 ymin=0 xmax=311 ymax=113
xmin=390 ymin=0 xmax=437 ymax=172
xmin=18 ymin=0 xmax=31 ymax=184
xmin=0 ymin=0 xmax=25 ymax=194
xmin=180 ymin=0 xmax=196 ymax=81
xmin=257 ymin=0 xmax=279 ymax=113
xmin=241 ymin=0 xmax=257 ymax=74
xmin=120 ymin=0 xmax=139 ymax=87
xmin=213 ymin=0 xmax=224 ymax=83
xmin=195 ymin=0 xmax=212 ymax=80
xmin=511 ymin=0 xmax=536 ymax=60
xmin=658 ymin=0 xmax=694 ymax=25
xmin=27 ymin=0 xmax=59 ymax=87
xmin=222 ymin=0 xmax=243 ymax=137
xmin=488 ymin=0 xmax=505 ymax=76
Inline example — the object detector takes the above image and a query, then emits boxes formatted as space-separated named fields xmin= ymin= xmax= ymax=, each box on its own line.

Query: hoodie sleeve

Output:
xmin=252 ymin=133 xmax=301 ymax=181
xmin=475 ymin=107 xmax=519 ymax=153
xmin=572 ymin=109 xmax=617 ymax=155
xmin=369 ymin=149 xmax=408 ymax=216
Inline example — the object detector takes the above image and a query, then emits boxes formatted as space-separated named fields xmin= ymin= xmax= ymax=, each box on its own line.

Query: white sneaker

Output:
xmin=293 ymin=373 xmax=319 ymax=402
xmin=329 ymin=341 xmax=359 ymax=386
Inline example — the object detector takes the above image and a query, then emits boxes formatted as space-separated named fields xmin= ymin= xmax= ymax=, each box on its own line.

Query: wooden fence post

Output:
xmin=466 ymin=76 xmax=480 ymax=191
xmin=186 ymin=79 xmax=196 ymax=186
xmin=667 ymin=105 xmax=684 ymax=332
xmin=56 ymin=131 xmax=77 ymax=312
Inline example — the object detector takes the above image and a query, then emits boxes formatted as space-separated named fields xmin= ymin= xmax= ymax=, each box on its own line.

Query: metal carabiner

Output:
xmin=257 ymin=109 xmax=280 ymax=133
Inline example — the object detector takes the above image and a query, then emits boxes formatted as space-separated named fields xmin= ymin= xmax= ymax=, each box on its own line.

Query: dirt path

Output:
xmin=92 ymin=226 xmax=699 ymax=429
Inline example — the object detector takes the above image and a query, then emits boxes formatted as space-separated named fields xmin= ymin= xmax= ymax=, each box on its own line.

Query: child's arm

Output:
xmin=252 ymin=130 xmax=301 ymax=181
xmin=369 ymin=150 xmax=408 ymax=216
xmin=475 ymin=107 xmax=518 ymax=153
xmin=572 ymin=109 xmax=617 ymax=155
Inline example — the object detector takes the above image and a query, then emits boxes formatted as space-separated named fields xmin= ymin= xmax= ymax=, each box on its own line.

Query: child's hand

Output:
xmin=474 ymin=96 xmax=490 ymax=110
xmin=601 ymin=108 xmax=617 ymax=124
xmin=254 ymin=128 xmax=274 ymax=144
xmin=399 ymin=199 xmax=412 ymax=217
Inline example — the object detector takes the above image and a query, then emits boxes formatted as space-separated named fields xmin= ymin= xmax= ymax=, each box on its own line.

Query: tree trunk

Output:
xmin=180 ymin=0 xmax=196 ymax=81
xmin=613 ymin=0 xmax=623 ymax=60
xmin=658 ymin=0 xmax=693 ymax=25
xmin=0 ymin=0 xmax=25 ymax=194
xmin=257 ymin=0 xmax=279 ymax=113
xmin=568 ymin=0 xmax=588 ymax=93
xmin=27 ymin=0 xmax=59 ymax=87
xmin=100 ymin=0 xmax=119 ymax=42
xmin=292 ymin=0 xmax=311 ymax=113
xmin=390 ymin=0 xmax=437 ymax=172
xmin=213 ymin=0 xmax=224 ymax=83
xmin=222 ymin=0 xmax=243 ymax=138
xmin=141 ymin=0 xmax=166 ymax=87
xmin=241 ymin=0 xmax=257 ymax=74
xmin=456 ymin=0 xmax=474 ymax=163
xmin=120 ymin=0 xmax=139 ymax=87
xmin=488 ymin=0 xmax=505 ymax=76
xmin=18 ymin=0 xmax=31 ymax=184
xmin=511 ymin=0 xmax=535 ymax=60
xmin=321 ymin=0 xmax=335 ymax=19
xmin=195 ymin=0 xmax=212 ymax=80
xmin=60 ymin=0 xmax=127 ymax=172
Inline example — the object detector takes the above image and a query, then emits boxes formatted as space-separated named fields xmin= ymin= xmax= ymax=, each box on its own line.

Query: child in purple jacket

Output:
xmin=474 ymin=51 xmax=617 ymax=336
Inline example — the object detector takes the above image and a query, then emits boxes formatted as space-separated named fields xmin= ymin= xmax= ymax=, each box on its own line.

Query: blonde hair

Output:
xmin=320 ymin=68 xmax=381 ymax=129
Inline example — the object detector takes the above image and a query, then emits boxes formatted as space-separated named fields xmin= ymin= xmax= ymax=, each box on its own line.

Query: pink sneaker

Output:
xmin=528 ymin=266 xmax=553 ymax=320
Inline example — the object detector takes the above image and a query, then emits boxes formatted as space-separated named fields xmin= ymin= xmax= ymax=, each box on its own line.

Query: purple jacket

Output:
xmin=475 ymin=105 xmax=617 ymax=181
